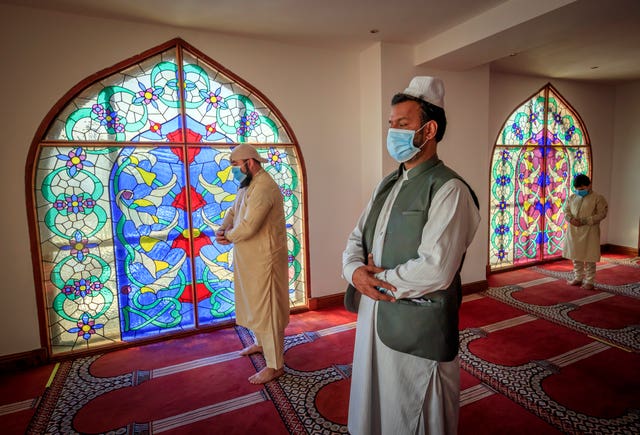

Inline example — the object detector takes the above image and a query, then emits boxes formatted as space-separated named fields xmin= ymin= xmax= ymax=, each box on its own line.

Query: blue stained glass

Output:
xmin=34 ymin=40 xmax=307 ymax=354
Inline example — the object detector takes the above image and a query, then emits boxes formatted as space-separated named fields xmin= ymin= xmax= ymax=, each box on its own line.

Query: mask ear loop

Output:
xmin=415 ymin=122 xmax=433 ymax=149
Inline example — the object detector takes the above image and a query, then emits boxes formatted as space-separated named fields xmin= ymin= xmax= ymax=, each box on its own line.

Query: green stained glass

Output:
xmin=46 ymin=50 xmax=182 ymax=143
xmin=35 ymin=146 xmax=121 ymax=353
xmin=181 ymin=52 xmax=291 ymax=144
xmin=490 ymin=84 xmax=591 ymax=270
xmin=497 ymin=90 xmax=545 ymax=146
xmin=33 ymin=40 xmax=307 ymax=355
xmin=546 ymin=96 xmax=587 ymax=145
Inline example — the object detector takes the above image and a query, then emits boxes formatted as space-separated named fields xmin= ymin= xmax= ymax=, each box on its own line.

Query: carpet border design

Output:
xmin=235 ymin=325 xmax=349 ymax=435
xmin=531 ymin=266 xmax=640 ymax=299
xmin=26 ymin=360 xmax=72 ymax=434
xmin=485 ymin=285 xmax=640 ymax=351
xmin=459 ymin=329 xmax=640 ymax=434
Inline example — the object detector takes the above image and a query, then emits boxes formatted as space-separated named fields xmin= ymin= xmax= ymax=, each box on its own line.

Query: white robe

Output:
xmin=221 ymin=169 xmax=289 ymax=367
xmin=343 ymin=169 xmax=480 ymax=435
xmin=562 ymin=191 xmax=608 ymax=262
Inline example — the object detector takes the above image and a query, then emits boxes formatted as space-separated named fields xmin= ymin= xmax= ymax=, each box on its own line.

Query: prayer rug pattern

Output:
xmin=485 ymin=285 xmax=640 ymax=351
xmin=237 ymin=326 xmax=350 ymax=435
xmin=14 ymin=256 xmax=639 ymax=434
xmin=26 ymin=355 xmax=140 ymax=434
xmin=459 ymin=329 xmax=640 ymax=434
xmin=603 ymin=256 xmax=640 ymax=268
xmin=531 ymin=266 xmax=640 ymax=298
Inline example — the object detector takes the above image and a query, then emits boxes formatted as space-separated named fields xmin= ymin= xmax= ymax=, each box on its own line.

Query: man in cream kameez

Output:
xmin=216 ymin=144 xmax=290 ymax=385
xmin=343 ymin=77 xmax=480 ymax=434
xmin=562 ymin=174 xmax=608 ymax=290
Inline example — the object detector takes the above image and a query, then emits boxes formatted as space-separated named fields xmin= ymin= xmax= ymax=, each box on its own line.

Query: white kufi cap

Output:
xmin=230 ymin=144 xmax=268 ymax=162
xmin=403 ymin=76 xmax=445 ymax=109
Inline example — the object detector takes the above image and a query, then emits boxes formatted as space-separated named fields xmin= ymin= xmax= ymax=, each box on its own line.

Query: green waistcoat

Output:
xmin=362 ymin=156 xmax=478 ymax=272
xmin=361 ymin=156 xmax=478 ymax=361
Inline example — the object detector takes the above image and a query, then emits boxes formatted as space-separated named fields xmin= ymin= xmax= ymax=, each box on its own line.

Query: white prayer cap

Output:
xmin=403 ymin=76 xmax=445 ymax=109
xmin=230 ymin=144 xmax=267 ymax=162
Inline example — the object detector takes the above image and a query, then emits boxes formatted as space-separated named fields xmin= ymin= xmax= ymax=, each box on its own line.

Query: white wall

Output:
xmin=610 ymin=81 xmax=640 ymax=248
xmin=433 ymin=67 xmax=491 ymax=284
xmin=359 ymin=43 xmax=384 ymax=205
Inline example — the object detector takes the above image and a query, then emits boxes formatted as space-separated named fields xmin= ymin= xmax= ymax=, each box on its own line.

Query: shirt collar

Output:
xmin=396 ymin=155 xmax=442 ymax=180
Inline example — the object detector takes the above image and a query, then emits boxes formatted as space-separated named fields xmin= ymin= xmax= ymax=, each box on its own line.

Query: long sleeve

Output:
xmin=220 ymin=197 xmax=236 ymax=231
xmin=584 ymin=193 xmax=608 ymax=226
xmin=225 ymin=174 xmax=275 ymax=243
xmin=377 ymin=179 xmax=480 ymax=300
xmin=563 ymin=191 xmax=606 ymax=262
xmin=342 ymin=193 xmax=376 ymax=285
xmin=563 ymin=196 xmax=575 ymax=221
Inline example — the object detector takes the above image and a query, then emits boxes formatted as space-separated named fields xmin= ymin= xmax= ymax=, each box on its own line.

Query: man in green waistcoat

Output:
xmin=343 ymin=76 xmax=480 ymax=434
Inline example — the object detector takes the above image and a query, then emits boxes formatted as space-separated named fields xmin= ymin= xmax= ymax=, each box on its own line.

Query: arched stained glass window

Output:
xmin=29 ymin=39 xmax=308 ymax=356
xmin=489 ymin=83 xmax=591 ymax=271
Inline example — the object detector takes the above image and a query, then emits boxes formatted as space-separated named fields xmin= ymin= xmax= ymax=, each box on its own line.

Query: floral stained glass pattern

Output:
xmin=490 ymin=84 xmax=591 ymax=270
xmin=33 ymin=40 xmax=307 ymax=355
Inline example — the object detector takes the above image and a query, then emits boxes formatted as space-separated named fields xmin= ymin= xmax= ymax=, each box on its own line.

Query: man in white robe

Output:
xmin=562 ymin=174 xmax=608 ymax=290
xmin=216 ymin=144 xmax=290 ymax=384
xmin=343 ymin=77 xmax=480 ymax=434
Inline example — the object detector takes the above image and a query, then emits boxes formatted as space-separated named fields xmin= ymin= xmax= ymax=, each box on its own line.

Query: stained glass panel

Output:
xmin=262 ymin=147 xmax=307 ymax=306
xmin=46 ymin=50 xmax=182 ymax=143
xmin=546 ymin=96 xmax=587 ymax=146
xmin=111 ymin=146 xmax=195 ymax=340
xmin=513 ymin=146 xmax=544 ymax=265
xmin=33 ymin=40 xmax=307 ymax=355
xmin=496 ymin=90 xmax=545 ymax=146
xmin=182 ymin=52 xmax=291 ymax=144
xmin=490 ymin=85 xmax=591 ymax=270
xmin=35 ymin=146 xmax=121 ymax=353
xmin=190 ymin=146 xmax=306 ymax=326
xmin=489 ymin=147 xmax=518 ymax=266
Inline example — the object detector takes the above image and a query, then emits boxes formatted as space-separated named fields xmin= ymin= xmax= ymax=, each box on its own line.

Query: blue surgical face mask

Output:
xmin=231 ymin=162 xmax=247 ymax=183
xmin=386 ymin=124 xmax=427 ymax=163
xmin=576 ymin=189 xmax=589 ymax=197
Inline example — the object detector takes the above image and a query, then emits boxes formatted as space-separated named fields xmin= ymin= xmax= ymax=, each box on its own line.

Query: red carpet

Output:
xmin=1 ymin=255 xmax=638 ymax=434
xmin=467 ymin=318 xmax=594 ymax=366
xmin=542 ymin=348 xmax=640 ymax=418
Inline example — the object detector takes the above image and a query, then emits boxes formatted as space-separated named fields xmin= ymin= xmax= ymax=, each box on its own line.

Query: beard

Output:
xmin=412 ymin=130 xmax=427 ymax=149
xmin=239 ymin=170 xmax=253 ymax=188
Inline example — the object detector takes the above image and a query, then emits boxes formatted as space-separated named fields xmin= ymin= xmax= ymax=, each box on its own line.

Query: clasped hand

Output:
xmin=351 ymin=254 xmax=396 ymax=302
xmin=569 ymin=217 xmax=583 ymax=226
xmin=216 ymin=228 xmax=231 ymax=245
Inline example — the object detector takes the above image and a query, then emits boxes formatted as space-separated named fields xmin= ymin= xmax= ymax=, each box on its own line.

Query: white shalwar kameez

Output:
xmin=343 ymin=170 xmax=480 ymax=435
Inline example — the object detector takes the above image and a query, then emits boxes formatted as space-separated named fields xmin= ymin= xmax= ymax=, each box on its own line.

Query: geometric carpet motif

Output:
xmin=470 ymin=257 xmax=640 ymax=434
xmin=602 ymin=256 xmax=640 ymax=268
xmin=484 ymin=285 xmax=640 ymax=352
xmin=460 ymin=327 xmax=640 ymax=434
xmin=26 ymin=355 xmax=134 ymax=434
xmin=236 ymin=325 xmax=351 ymax=435
xmin=531 ymin=266 xmax=640 ymax=299
xmin=11 ymin=255 xmax=639 ymax=435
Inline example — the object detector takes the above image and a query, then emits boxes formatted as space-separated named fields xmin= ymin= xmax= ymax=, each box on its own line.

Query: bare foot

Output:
xmin=239 ymin=344 xmax=263 ymax=356
xmin=248 ymin=367 xmax=284 ymax=384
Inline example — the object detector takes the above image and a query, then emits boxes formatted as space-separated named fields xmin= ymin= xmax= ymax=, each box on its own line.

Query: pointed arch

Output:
xmin=489 ymin=83 xmax=591 ymax=271
xmin=26 ymin=39 xmax=309 ymax=357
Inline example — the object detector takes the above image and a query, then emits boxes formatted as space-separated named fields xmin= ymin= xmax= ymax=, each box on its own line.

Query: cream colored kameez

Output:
xmin=220 ymin=169 xmax=289 ymax=369
xmin=563 ymin=191 xmax=608 ymax=262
